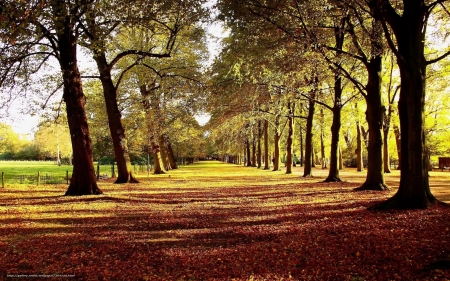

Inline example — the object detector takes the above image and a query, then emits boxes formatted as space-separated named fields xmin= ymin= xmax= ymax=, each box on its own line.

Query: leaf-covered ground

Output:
xmin=1 ymin=161 xmax=450 ymax=280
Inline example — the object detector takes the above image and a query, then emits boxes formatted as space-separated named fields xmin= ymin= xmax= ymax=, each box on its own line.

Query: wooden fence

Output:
xmin=0 ymin=163 xmax=170 ymax=187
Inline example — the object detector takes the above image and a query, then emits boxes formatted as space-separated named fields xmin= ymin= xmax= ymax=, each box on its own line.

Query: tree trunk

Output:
xmin=93 ymin=53 xmax=138 ymax=184
xmin=355 ymin=18 xmax=387 ymax=191
xmin=159 ymin=134 xmax=171 ymax=170
xmin=251 ymin=138 xmax=257 ymax=167
xmin=356 ymin=121 xmax=364 ymax=172
xmin=58 ymin=18 xmax=102 ymax=196
xmin=273 ymin=114 xmax=281 ymax=171
xmin=320 ymin=128 xmax=326 ymax=169
xmin=299 ymin=123 xmax=304 ymax=167
xmin=371 ymin=0 xmax=437 ymax=209
xmin=303 ymin=96 xmax=315 ymax=177
xmin=324 ymin=100 xmax=342 ymax=182
xmin=311 ymin=144 xmax=316 ymax=168
xmin=139 ymin=84 xmax=166 ymax=174
xmin=356 ymin=65 xmax=388 ymax=190
xmin=246 ymin=139 xmax=252 ymax=166
xmin=286 ymin=102 xmax=294 ymax=174
xmin=152 ymin=150 xmax=166 ymax=174
xmin=383 ymin=112 xmax=392 ymax=173
xmin=394 ymin=125 xmax=401 ymax=170
xmin=165 ymin=135 xmax=178 ymax=169
xmin=257 ymin=120 xmax=262 ymax=168
xmin=263 ymin=119 xmax=270 ymax=170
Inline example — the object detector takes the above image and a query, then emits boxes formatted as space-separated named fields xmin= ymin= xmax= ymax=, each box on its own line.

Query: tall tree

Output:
xmin=0 ymin=0 xmax=102 ymax=195
xmin=369 ymin=0 xmax=450 ymax=208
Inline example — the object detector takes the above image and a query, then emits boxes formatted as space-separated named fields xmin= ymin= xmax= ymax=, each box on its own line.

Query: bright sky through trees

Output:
xmin=2 ymin=15 xmax=227 ymax=138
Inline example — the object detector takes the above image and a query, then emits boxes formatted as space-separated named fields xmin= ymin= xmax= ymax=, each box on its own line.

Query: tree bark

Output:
xmin=251 ymin=137 xmax=257 ymax=167
xmin=286 ymin=102 xmax=294 ymax=174
xmin=370 ymin=0 xmax=437 ymax=209
xmin=354 ymin=18 xmax=387 ymax=191
xmin=263 ymin=119 xmax=270 ymax=170
xmin=299 ymin=120 xmax=304 ymax=167
xmin=152 ymin=150 xmax=166 ymax=174
xmin=324 ymin=23 xmax=345 ymax=183
xmin=257 ymin=120 xmax=262 ymax=168
xmin=303 ymin=95 xmax=315 ymax=177
xmin=159 ymin=134 xmax=171 ymax=170
xmin=139 ymin=84 xmax=166 ymax=175
xmin=93 ymin=53 xmax=138 ymax=184
xmin=273 ymin=114 xmax=281 ymax=171
xmin=383 ymin=115 xmax=392 ymax=173
xmin=57 ymin=17 xmax=102 ymax=195
xmin=320 ymin=129 xmax=326 ymax=169
xmin=246 ymin=139 xmax=252 ymax=166
xmin=393 ymin=125 xmax=401 ymax=170
xmin=165 ymin=135 xmax=178 ymax=169
xmin=356 ymin=121 xmax=364 ymax=172
xmin=324 ymin=100 xmax=342 ymax=182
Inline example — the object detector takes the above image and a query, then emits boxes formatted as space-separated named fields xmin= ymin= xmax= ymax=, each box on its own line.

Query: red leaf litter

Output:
xmin=0 ymin=181 xmax=449 ymax=280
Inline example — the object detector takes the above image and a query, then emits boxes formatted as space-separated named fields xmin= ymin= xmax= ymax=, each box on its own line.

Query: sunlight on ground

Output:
xmin=0 ymin=161 xmax=449 ymax=280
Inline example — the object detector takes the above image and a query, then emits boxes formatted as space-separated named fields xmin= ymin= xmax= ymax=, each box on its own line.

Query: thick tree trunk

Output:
xmin=93 ymin=53 xmax=138 ymax=184
xmin=286 ymin=102 xmax=294 ymax=174
xmin=303 ymin=96 xmax=315 ymax=177
xmin=355 ymin=19 xmax=387 ymax=191
xmin=159 ymin=134 xmax=171 ymax=171
xmin=324 ymin=101 xmax=342 ymax=182
xmin=356 ymin=121 xmax=364 ymax=172
xmin=58 ymin=20 xmax=102 ymax=196
xmin=263 ymin=120 xmax=270 ymax=170
xmin=152 ymin=150 xmax=166 ymax=174
xmin=165 ymin=136 xmax=178 ymax=169
xmin=371 ymin=0 xmax=437 ymax=209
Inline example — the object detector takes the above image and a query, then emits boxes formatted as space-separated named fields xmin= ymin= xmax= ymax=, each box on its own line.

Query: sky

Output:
xmin=2 ymin=15 xmax=228 ymax=139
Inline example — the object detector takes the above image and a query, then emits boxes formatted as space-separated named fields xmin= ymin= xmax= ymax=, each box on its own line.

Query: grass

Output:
xmin=0 ymin=161 xmax=449 ymax=280
xmin=0 ymin=161 xmax=114 ymax=176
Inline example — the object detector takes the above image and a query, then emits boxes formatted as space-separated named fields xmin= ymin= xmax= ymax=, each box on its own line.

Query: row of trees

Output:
xmin=0 ymin=0 xmax=211 ymax=194
xmin=1 ymin=0 xmax=450 ymax=210
xmin=207 ymin=0 xmax=450 ymax=209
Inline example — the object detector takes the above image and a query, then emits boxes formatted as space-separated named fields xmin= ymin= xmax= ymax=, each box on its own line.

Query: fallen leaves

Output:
xmin=0 ymin=163 xmax=449 ymax=280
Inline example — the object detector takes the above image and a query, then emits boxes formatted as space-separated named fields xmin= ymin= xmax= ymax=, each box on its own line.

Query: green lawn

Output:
xmin=0 ymin=161 xmax=117 ymax=185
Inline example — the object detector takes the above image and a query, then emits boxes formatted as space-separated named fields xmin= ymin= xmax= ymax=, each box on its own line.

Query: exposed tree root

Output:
xmin=323 ymin=176 xmax=342 ymax=182
xmin=354 ymin=182 xmax=389 ymax=191
xmin=368 ymin=195 xmax=446 ymax=210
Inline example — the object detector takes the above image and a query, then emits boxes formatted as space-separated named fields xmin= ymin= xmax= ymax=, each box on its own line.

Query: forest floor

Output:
xmin=0 ymin=161 xmax=449 ymax=281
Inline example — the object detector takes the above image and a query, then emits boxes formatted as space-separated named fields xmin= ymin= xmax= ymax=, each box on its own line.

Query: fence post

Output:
xmin=96 ymin=163 xmax=100 ymax=181
xmin=111 ymin=162 xmax=115 ymax=178
xmin=2 ymin=172 xmax=4 ymax=188
xmin=37 ymin=171 xmax=40 ymax=186
xmin=66 ymin=170 xmax=69 ymax=184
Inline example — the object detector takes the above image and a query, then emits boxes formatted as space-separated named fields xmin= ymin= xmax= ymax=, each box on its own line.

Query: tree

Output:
xmin=34 ymin=121 xmax=72 ymax=164
xmin=370 ymin=0 xmax=450 ymax=208
xmin=0 ymin=0 xmax=102 ymax=195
